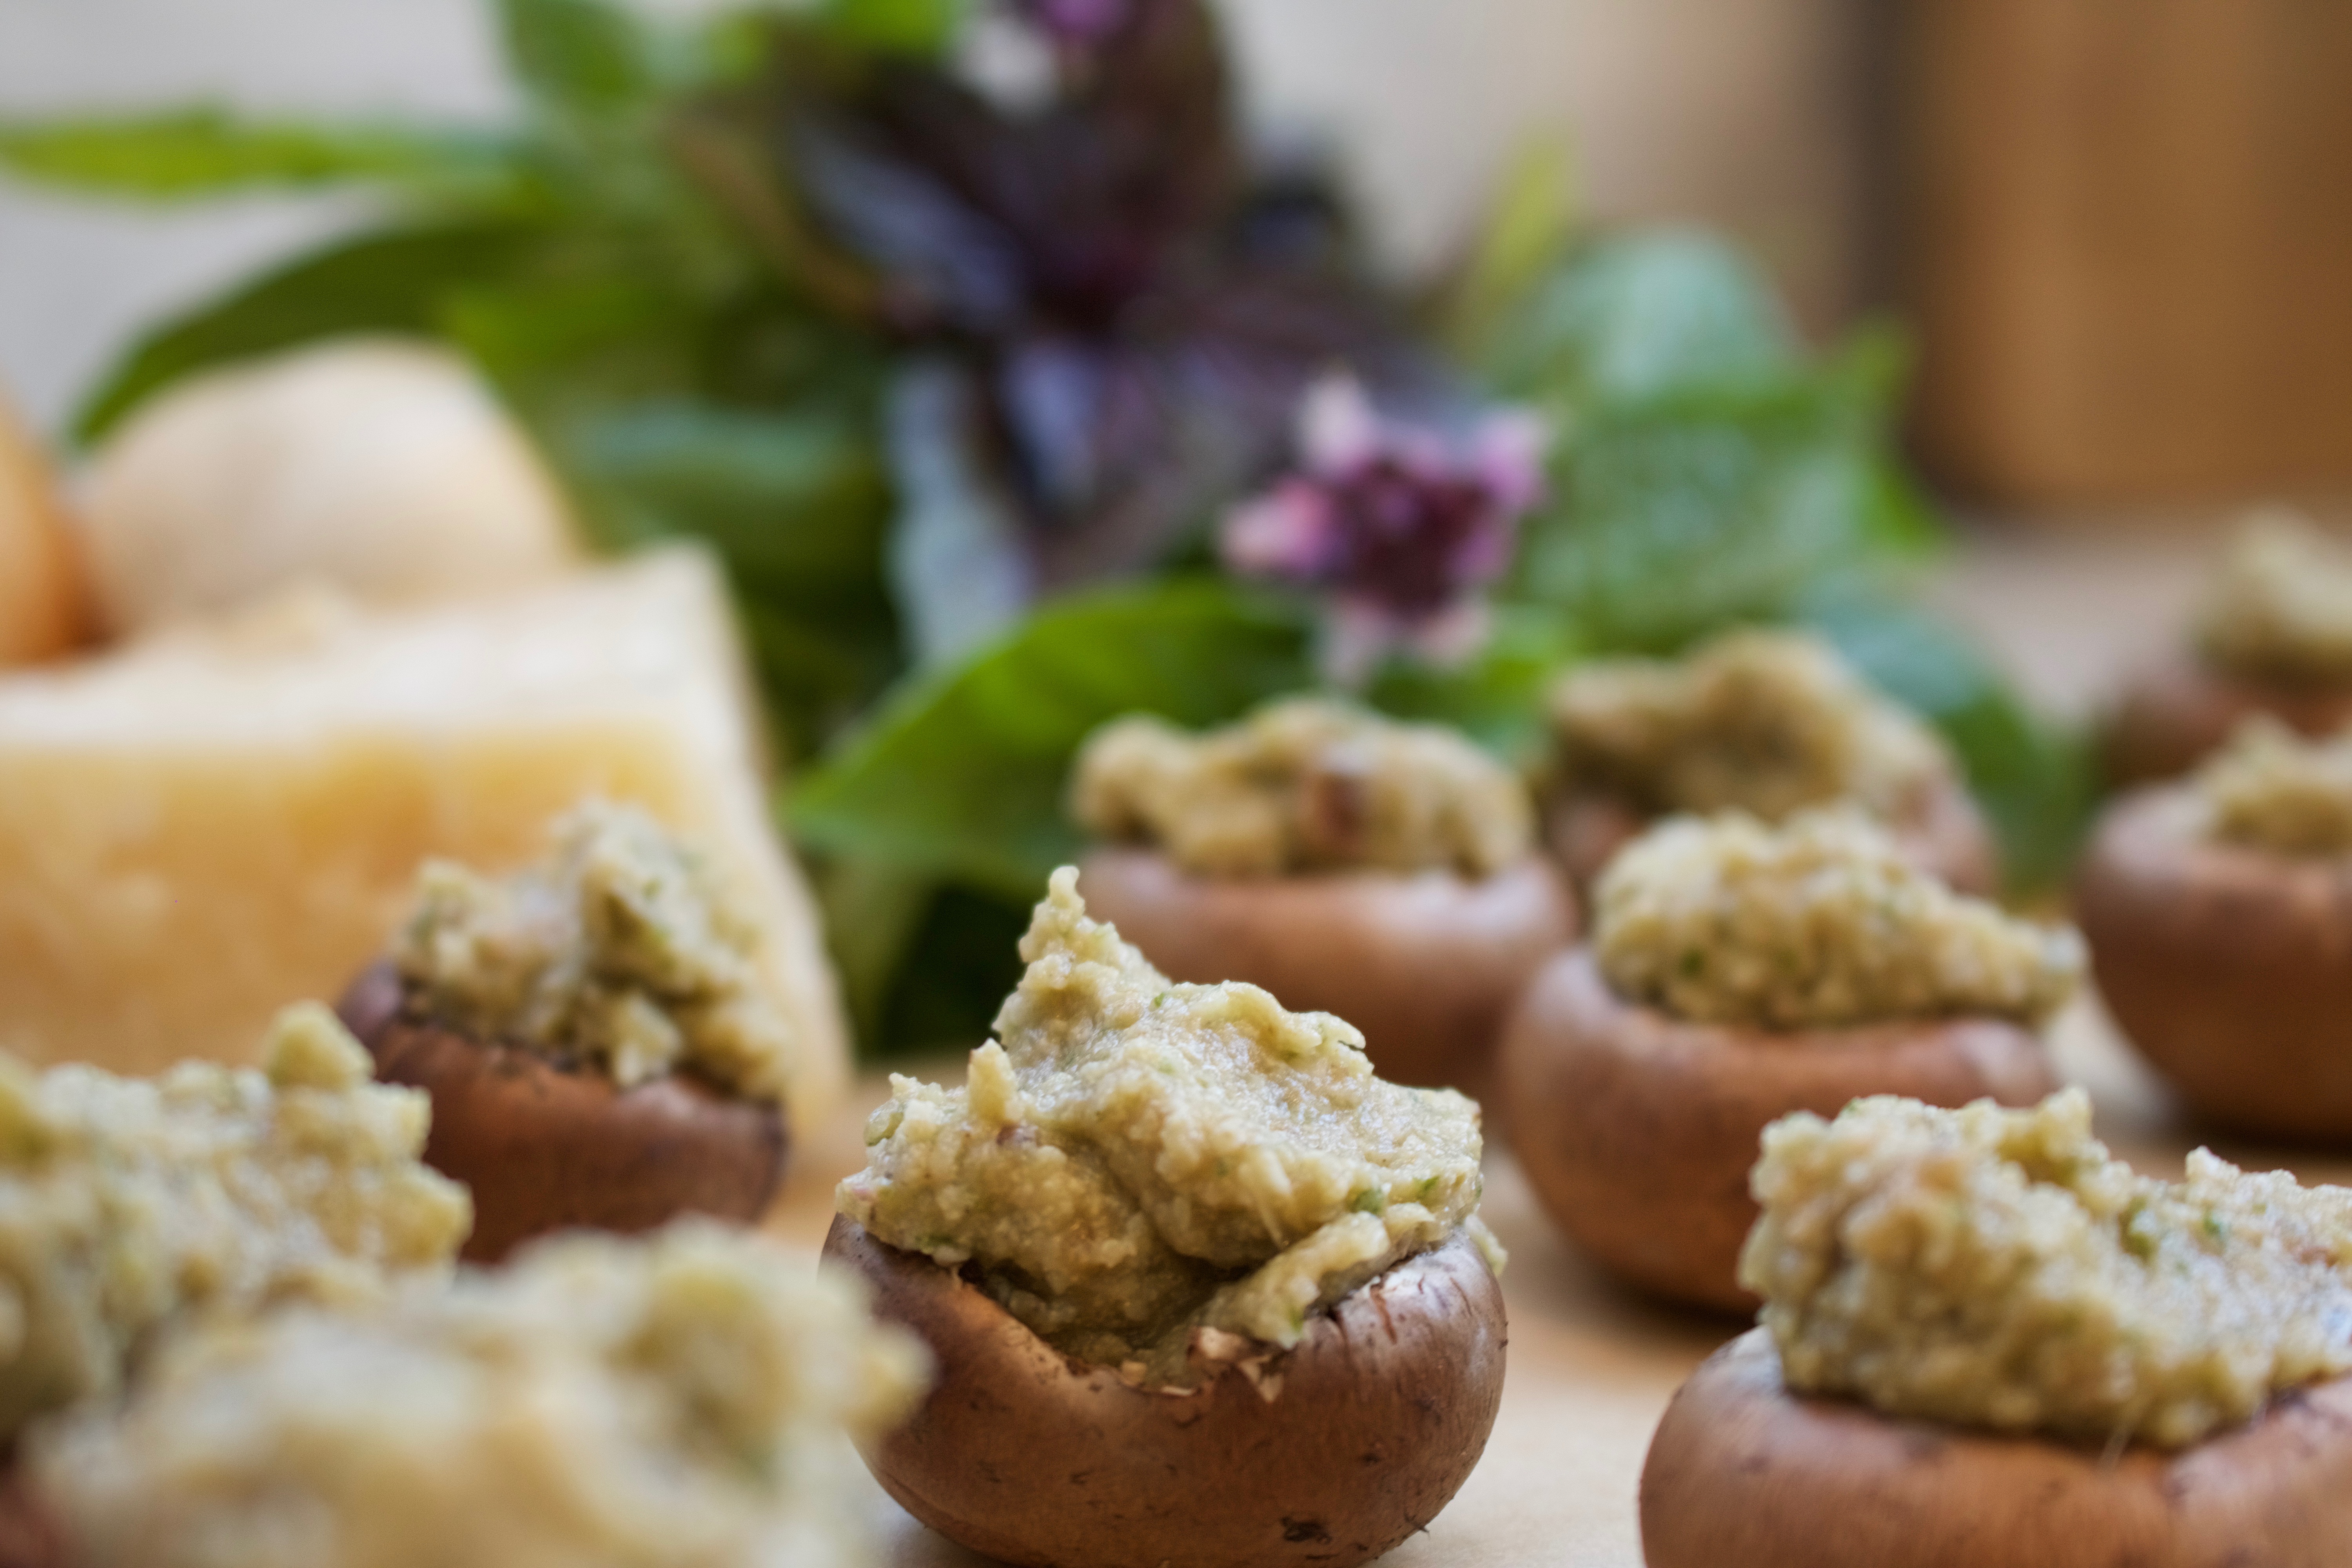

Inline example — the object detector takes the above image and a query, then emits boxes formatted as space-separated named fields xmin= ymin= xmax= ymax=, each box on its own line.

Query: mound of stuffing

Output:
xmin=2191 ymin=717 xmax=2352 ymax=857
xmin=1744 ymin=1089 xmax=2352 ymax=1449
xmin=0 ymin=1004 xmax=470 ymax=1442
xmin=395 ymin=801 xmax=798 ymax=1099
xmin=38 ymin=1222 xmax=929 ymax=1568
xmin=840 ymin=867 xmax=1498 ymax=1385
xmin=1549 ymin=630 xmax=1951 ymax=824
xmin=1071 ymin=698 xmax=1530 ymax=879
xmin=2195 ymin=512 xmax=2352 ymax=684
xmin=1593 ymin=809 xmax=2080 ymax=1029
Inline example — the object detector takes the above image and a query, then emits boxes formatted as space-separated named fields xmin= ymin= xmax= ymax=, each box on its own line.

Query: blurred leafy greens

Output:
xmin=5 ymin=0 xmax=906 ymax=761
xmin=789 ymin=215 xmax=2088 ymax=1048
xmin=0 ymin=111 xmax=519 ymax=201
xmin=791 ymin=577 xmax=1577 ymax=1046
xmin=1458 ymin=213 xmax=2085 ymax=893
xmin=4 ymin=5 xmax=2093 ymax=1053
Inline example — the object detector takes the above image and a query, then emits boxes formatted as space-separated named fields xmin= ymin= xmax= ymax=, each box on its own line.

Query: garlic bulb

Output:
xmin=82 ymin=338 xmax=583 ymax=637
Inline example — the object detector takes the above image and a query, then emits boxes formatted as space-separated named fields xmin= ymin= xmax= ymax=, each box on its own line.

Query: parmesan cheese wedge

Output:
xmin=0 ymin=546 xmax=848 ymax=1134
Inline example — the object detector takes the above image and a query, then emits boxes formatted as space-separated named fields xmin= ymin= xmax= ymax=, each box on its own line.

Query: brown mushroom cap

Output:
xmin=823 ymin=1215 xmax=1506 ymax=1568
xmin=2100 ymin=652 xmax=2352 ymax=790
xmin=336 ymin=962 xmax=788 ymax=1263
xmin=2076 ymin=789 xmax=2352 ymax=1140
xmin=1496 ymin=950 xmax=2059 ymax=1311
xmin=1072 ymin=848 xmax=1576 ymax=1097
xmin=1545 ymin=775 xmax=2000 ymax=897
xmin=0 ymin=1460 xmax=66 ymax=1568
xmin=1642 ymin=1327 xmax=2352 ymax=1568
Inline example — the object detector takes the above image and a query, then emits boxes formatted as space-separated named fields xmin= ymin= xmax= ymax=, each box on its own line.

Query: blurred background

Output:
xmin=7 ymin=0 xmax=2350 ymax=517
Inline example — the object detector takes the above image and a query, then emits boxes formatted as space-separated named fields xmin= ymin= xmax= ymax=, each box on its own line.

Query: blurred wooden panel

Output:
xmin=1224 ymin=0 xmax=1875 ymax=334
xmin=1906 ymin=0 xmax=2352 ymax=508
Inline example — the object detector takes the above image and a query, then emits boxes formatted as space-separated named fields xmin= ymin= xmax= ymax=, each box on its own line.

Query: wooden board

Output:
xmin=764 ymin=998 xmax=2352 ymax=1568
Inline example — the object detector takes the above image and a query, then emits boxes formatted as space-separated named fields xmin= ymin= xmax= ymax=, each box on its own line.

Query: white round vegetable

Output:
xmin=81 ymin=338 xmax=582 ymax=636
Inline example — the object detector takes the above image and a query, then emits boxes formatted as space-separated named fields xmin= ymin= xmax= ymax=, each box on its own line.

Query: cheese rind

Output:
xmin=0 ymin=548 xmax=847 ymax=1134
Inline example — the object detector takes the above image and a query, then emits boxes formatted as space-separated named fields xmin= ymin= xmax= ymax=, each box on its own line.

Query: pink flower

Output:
xmin=1017 ymin=0 xmax=1136 ymax=45
xmin=1223 ymin=374 xmax=1546 ymax=685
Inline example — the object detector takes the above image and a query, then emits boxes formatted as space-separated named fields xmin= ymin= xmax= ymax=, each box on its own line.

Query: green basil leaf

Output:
xmin=790 ymin=579 xmax=1312 ymax=900
xmin=73 ymin=221 xmax=546 ymax=442
xmin=1806 ymin=595 xmax=2094 ymax=895
xmin=551 ymin=397 xmax=898 ymax=758
xmin=439 ymin=272 xmax=708 ymax=412
xmin=1365 ymin=604 xmax=1582 ymax=766
xmin=0 ymin=109 xmax=519 ymax=200
xmin=869 ymin=882 xmax=1031 ymax=1055
xmin=1483 ymin=229 xmax=1799 ymax=409
xmin=1435 ymin=140 xmax=1579 ymax=365
xmin=1514 ymin=334 xmax=1930 ymax=653
xmin=559 ymin=399 xmax=889 ymax=599
xmin=498 ymin=0 xmax=659 ymax=118
xmin=817 ymin=0 xmax=969 ymax=55
xmin=808 ymin=853 xmax=941 ymax=1047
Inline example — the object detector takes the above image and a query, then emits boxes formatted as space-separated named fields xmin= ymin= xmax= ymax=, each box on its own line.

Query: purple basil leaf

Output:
xmin=714 ymin=0 xmax=1441 ymax=595
xmin=887 ymin=359 xmax=1036 ymax=662
xmin=790 ymin=119 xmax=1027 ymax=330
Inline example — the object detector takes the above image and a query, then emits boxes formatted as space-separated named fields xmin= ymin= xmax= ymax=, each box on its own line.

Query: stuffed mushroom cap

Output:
xmin=1503 ymin=811 xmax=2075 ymax=1308
xmin=1647 ymin=1090 xmax=2352 ymax=1566
xmin=1642 ymin=1328 xmax=2352 ymax=1568
xmin=1499 ymin=950 xmax=2056 ymax=1309
xmin=2077 ymin=726 xmax=2352 ymax=1137
xmin=340 ymin=802 xmax=797 ymax=1260
xmin=1076 ymin=848 xmax=1573 ymax=1093
xmin=1543 ymin=629 xmax=1998 ymax=893
xmin=828 ymin=1218 xmax=1504 ymax=1568
xmin=1068 ymin=699 xmax=1573 ymax=1091
xmin=2103 ymin=513 xmax=2352 ymax=788
xmin=31 ymin=1223 xmax=928 ymax=1568
xmin=338 ymin=962 xmax=787 ymax=1262
xmin=830 ymin=867 xmax=1509 ymax=1567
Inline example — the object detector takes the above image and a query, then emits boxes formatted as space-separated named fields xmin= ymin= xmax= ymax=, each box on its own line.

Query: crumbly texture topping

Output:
xmin=839 ymin=867 xmax=1495 ymax=1385
xmin=1744 ymin=1090 xmax=2352 ymax=1449
xmin=1549 ymin=630 xmax=1953 ymax=823
xmin=2195 ymin=512 xmax=2352 ymax=683
xmin=2191 ymin=717 xmax=2352 ymax=857
xmin=1070 ymin=698 xmax=1532 ymax=879
xmin=394 ymin=801 xmax=796 ymax=1100
xmin=1594 ymin=809 xmax=2080 ymax=1029
xmin=39 ymin=1222 xmax=928 ymax=1568
xmin=0 ymin=1005 xmax=470 ymax=1444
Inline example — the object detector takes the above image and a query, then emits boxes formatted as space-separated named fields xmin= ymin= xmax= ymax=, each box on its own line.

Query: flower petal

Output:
xmin=1319 ymin=596 xmax=1399 ymax=688
xmin=1472 ymin=410 xmax=1550 ymax=513
xmin=1221 ymin=484 xmax=1338 ymax=578
xmin=1298 ymin=372 xmax=1381 ymax=476
xmin=1405 ymin=598 xmax=1492 ymax=668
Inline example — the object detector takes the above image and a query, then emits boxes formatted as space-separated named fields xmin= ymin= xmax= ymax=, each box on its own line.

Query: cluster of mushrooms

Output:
xmin=19 ymin=516 xmax=2352 ymax=1568
xmin=0 ymin=802 xmax=922 ymax=1568
xmin=849 ymin=510 xmax=2352 ymax=1568
xmin=825 ymin=626 xmax=2066 ymax=1567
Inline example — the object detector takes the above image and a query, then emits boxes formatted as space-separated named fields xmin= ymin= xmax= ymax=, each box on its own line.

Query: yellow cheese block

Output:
xmin=0 ymin=547 xmax=848 ymax=1133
